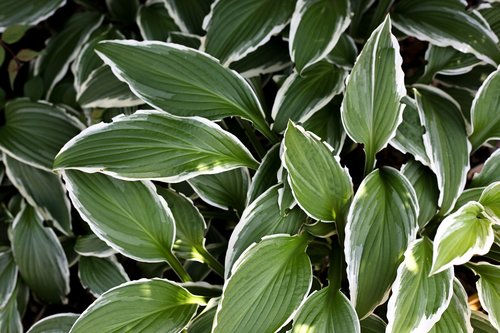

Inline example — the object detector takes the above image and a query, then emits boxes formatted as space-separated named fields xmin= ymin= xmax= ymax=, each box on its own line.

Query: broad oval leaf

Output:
xmin=326 ymin=33 xmax=358 ymax=69
xmin=247 ymin=143 xmax=281 ymax=203
xmin=78 ymin=256 xmax=129 ymax=297
xmin=137 ymin=2 xmax=178 ymax=41
xmin=345 ymin=167 xmax=418 ymax=319
xmin=164 ymin=0 xmax=212 ymax=35
xmin=213 ymin=235 xmax=312 ymax=332
xmin=225 ymin=185 xmax=306 ymax=277
xmin=0 ymin=285 xmax=22 ymax=333
xmin=95 ymin=40 xmax=275 ymax=140
xmin=4 ymin=154 xmax=71 ymax=235
xmin=289 ymin=0 xmax=351 ymax=73
xmin=188 ymin=301 xmax=218 ymax=333
xmin=471 ymin=310 xmax=498 ymax=333
xmin=203 ymin=0 xmax=295 ymax=65
xmin=0 ymin=0 xmax=65 ymax=31
xmin=54 ymin=110 xmax=258 ymax=182
xmin=386 ymin=238 xmax=454 ymax=333
xmin=470 ymin=149 xmax=500 ymax=188
xmin=469 ymin=67 xmax=500 ymax=150
xmin=393 ymin=0 xmax=500 ymax=66
xmin=467 ymin=262 xmax=500 ymax=331
xmin=272 ymin=61 xmax=347 ymax=133
xmin=360 ymin=314 xmax=387 ymax=333
xmin=428 ymin=279 xmax=473 ymax=333
xmin=291 ymin=286 xmax=360 ymax=333
xmin=431 ymin=201 xmax=494 ymax=274
xmin=12 ymin=204 xmax=70 ymax=303
xmin=283 ymin=122 xmax=353 ymax=222
xmin=479 ymin=181 xmax=500 ymax=222
xmin=341 ymin=16 xmax=405 ymax=174
xmin=0 ymin=99 xmax=83 ymax=171
xmin=188 ymin=168 xmax=250 ymax=213
xmin=0 ymin=250 xmax=17 ymax=308
xmin=74 ymin=234 xmax=115 ymax=258
xmin=27 ymin=313 xmax=79 ymax=333
xmin=414 ymin=85 xmax=470 ymax=216
xmin=70 ymin=279 xmax=203 ymax=333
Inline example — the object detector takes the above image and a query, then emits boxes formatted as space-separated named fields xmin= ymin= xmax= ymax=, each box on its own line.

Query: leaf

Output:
xmin=471 ymin=310 xmax=498 ymax=333
xmin=27 ymin=313 xmax=79 ymax=333
xmin=393 ymin=0 xmax=500 ymax=66
xmin=360 ymin=314 xmax=387 ymax=333
xmin=7 ymin=58 xmax=18 ymax=90
xmin=0 ymin=47 xmax=5 ymax=66
xmin=34 ymin=12 xmax=103 ymax=95
xmin=469 ymin=66 xmax=500 ymax=150
xmin=12 ymin=204 xmax=70 ymax=303
xmin=345 ymin=167 xmax=418 ymax=319
xmin=203 ymin=0 xmax=295 ymax=65
xmin=291 ymin=286 xmax=360 ymax=333
xmin=164 ymin=0 xmax=212 ymax=35
xmin=467 ymin=262 xmax=500 ymax=331
xmin=70 ymin=279 xmax=203 ymax=333
xmin=3 ymin=154 xmax=72 ymax=235
xmin=16 ymin=49 xmax=39 ymax=62
xmin=1 ymin=25 xmax=29 ymax=44
xmin=188 ymin=301 xmax=218 ymax=333
xmin=168 ymin=31 xmax=202 ymax=49
xmin=105 ymin=0 xmax=138 ymax=24
xmin=341 ymin=16 xmax=405 ymax=174
xmin=470 ymin=150 xmax=500 ymax=188
xmin=0 ymin=250 xmax=17 ymax=308
xmin=0 ymin=99 xmax=83 ymax=171
xmin=137 ymin=2 xmax=178 ymax=41
xmin=95 ymin=40 xmax=275 ymax=140
xmin=480 ymin=182 xmax=500 ymax=223
xmin=289 ymin=0 xmax=351 ymax=73
xmin=213 ymin=235 xmax=312 ymax=333
xmin=54 ymin=110 xmax=258 ymax=182
xmin=188 ymin=168 xmax=249 ymax=213
xmin=78 ymin=256 xmax=129 ymax=297
xmin=386 ymin=238 xmax=454 ymax=333
xmin=414 ymin=85 xmax=470 ymax=216
xmin=74 ymin=234 xmax=115 ymax=258
xmin=452 ymin=187 xmax=484 ymax=214
xmin=272 ymin=61 xmax=347 ymax=133
xmin=0 ymin=0 xmax=65 ymax=31
xmin=402 ymin=159 xmax=439 ymax=228
xmin=0 ymin=284 xmax=22 ymax=333
xmin=326 ymin=33 xmax=358 ymax=69
xmin=428 ymin=279 xmax=473 ymax=333
xmin=225 ymin=185 xmax=306 ymax=277
xmin=431 ymin=201 xmax=494 ymax=274
xmin=76 ymin=65 xmax=142 ymax=108
xmin=283 ymin=122 xmax=353 ymax=222
xmin=247 ymin=144 xmax=280 ymax=203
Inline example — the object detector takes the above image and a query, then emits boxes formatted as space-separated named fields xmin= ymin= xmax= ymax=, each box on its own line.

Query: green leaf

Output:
xmin=283 ymin=122 xmax=353 ymax=222
xmin=402 ymin=159 xmax=439 ymax=228
xmin=54 ymin=110 xmax=258 ymax=182
xmin=203 ymin=0 xmax=295 ymax=65
xmin=74 ymin=234 xmax=115 ymax=258
xmin=95 ymin=40 xmax=274 ymax=140
xmin=0 ymin=284 xmax=22 ymax=333
xmin=12 ymin=204 xmax=70 ymax=303
xmin=70 ymin=279 xmax=203 ymax=333
xmin=0 ymin=0 xmax=65 ymax=30
xmin=247 ymin=144 xmax=280 ymax=203
xmin=105 ymin=0 xmax=138 ymax=24
xmin=471 ymin=310 xmax=498 ymax=333
xmin=4 ymin=154 xmax=72 ymax=235
xmin=164 ymin=0 xmax=212 ymax=35
xmin=451 ymin=187 xmax=484 ymax=214
xmin=326 ymin=33 xmax=358 ymax=69
xmin=341 ymin=16 xmax=405 ymax=174
xmin=137 ymin=2 xmax=178 ymax=41
xmin=470 ymin=150 xmax=500 ymax=188
xmin=289 ymin=0 xmax=351 ymax=73
xmin=225 ymin=185 xmax=306 ymax=277
xmin=428 ymin=279 xmax=473 ymax=333
xmin=188 ymin=168 xmax=249 ymax=213
xmin=480 ymin=181 xmax=500 ymax=223
xmin=272 ymin=61 xmax=347 ymax=133
xmin=0 ymin=250 xmax=17 ymax=308
xmin=467 ymin=262 xmax=500 ymax=331
xmin=291 ymin=286 xmax=360 ymax=333
xmin=188 ymin=300 xmax=218 ymax=333
xmin=0 ymin=99 xmax=83 ymax=171
xmin=1 ymin=25 xmax=29 ymax=44
xmin=469 ymin=67 xmax=500 ymax=150
xmin=214 ymin=235 xmax=312 ymax=333
xmin=386 ymin=238 xmax=454 ymax=333
xmin=78 ymin=256 xmax=129 ymax=297
xmin=16 ymin=49 xmax=39 ymax=62
xmin=0 ymin=46 xmax=5 ymax=66
xmin=27 ymin=313 xmax=79 ymax=333
xmin=393 ymin=0 xmax=500 ymax=66
xmin=168 ymin=31 xmax=202 ymax=49
xmin=76 ymin=65 xmax=142 ymax=108
xmin=431 ymin=201 xmax=494 ymax=274
xmin=480 ymin=3 xmax=500 ymax=40
xmin=414 ymin=85 xmax=470 ymax=216
xmin=34 ymin=12 xmax=103 ymax=95
xmin=345 ymin=167 xmax=418 ymax=319
xmin=360 ymin=314 xmax=387 ymax=333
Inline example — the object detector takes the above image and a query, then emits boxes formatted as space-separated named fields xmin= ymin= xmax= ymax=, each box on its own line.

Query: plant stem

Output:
xmin=197 ymin=246 xmax=225 ymax=278
xmin=164 ymin=251 xmax=192 ymax=282
xmin=364 ymin=150 xmax=376 ymax=177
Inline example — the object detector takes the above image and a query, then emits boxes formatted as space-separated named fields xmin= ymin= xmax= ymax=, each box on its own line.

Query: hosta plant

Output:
xmin=0 ymin=0 xmax=499 ymax=332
